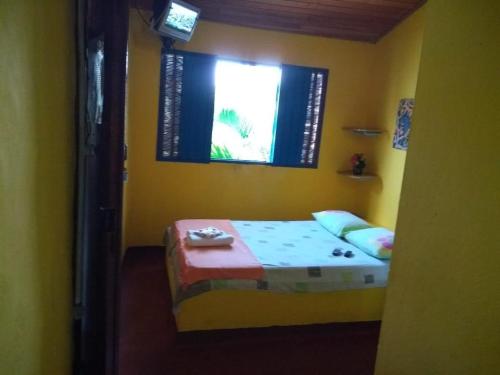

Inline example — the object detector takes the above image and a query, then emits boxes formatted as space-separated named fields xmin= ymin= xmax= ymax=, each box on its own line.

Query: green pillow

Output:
xmin=312 ymin=210 xmax=371 ymax=237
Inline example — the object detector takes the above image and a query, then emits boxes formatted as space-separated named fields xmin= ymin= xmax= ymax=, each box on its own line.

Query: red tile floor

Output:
xmin=118 ymin=246 xmax=380 ymax=375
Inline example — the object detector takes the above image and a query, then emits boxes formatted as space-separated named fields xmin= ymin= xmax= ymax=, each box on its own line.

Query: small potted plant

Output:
xmin=351 ymin=153 xmax=366 ymax=176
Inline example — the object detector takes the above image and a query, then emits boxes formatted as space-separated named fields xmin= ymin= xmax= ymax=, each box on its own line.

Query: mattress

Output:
xmin=168 ymin=220 xmax=390 ymax=307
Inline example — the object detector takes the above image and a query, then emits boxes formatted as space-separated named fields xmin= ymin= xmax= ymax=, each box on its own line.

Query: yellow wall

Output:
xmin=126 ymin=13 xmax=379 ymax=246
xmin=0 ymin=1 xmax=74 ymax=374
xmin=125 ymin=9 xmax=425 ymax=247
xmin=365 ymin=7 xmax=425 ymax=229
xmin=375 ymin=1 xmax=500 ymax=373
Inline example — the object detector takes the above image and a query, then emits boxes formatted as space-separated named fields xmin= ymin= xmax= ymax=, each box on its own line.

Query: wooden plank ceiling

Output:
xmin=137 ymin=0 xmax=426 ymax=43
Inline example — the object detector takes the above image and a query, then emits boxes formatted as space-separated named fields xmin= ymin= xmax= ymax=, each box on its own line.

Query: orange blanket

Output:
xmin=174 ymin=219 xmax=264 ymax=286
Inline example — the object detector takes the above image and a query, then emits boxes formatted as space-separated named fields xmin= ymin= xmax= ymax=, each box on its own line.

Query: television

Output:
xmin=152 ymin=0 xmax=201 ymax=42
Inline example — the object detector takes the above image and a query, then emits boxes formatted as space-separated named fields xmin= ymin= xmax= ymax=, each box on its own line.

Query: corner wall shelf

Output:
xmin=342 ymin=127 xmax=384 ymax=137
xmin=337 ymin=171 xmax=378 ymax=181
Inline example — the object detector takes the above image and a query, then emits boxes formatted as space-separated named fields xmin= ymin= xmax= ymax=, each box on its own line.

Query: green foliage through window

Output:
xmin=210 ymin=144 xmax=233 ymax=160
xmin=218 ymin=109 xmax=253 ymax=139
xmin=210 ymin=60 xmax=281 ymax=163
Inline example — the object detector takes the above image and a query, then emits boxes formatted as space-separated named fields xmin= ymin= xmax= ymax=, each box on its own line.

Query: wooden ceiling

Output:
xmin=137 ymin=0 xmax=426 ymax=43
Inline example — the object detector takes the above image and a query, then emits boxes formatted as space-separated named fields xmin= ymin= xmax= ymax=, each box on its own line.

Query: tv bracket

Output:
xmin=162 ymin=36 xmax=176 ymax=51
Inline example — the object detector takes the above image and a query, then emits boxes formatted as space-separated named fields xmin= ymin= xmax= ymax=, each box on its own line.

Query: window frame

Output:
xmin=156 ymin=49 xmax=329 ymax=169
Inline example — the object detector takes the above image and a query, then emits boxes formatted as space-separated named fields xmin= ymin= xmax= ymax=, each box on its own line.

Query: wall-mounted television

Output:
xmin=151 ymin=0 xmax=201 ymax=42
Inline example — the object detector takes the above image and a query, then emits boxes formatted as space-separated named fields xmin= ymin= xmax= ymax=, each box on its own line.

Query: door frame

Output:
xmin=74 ymin=0 xmax=129 ymax=374
xmin=101 ymin=1 xmax=129 ymax=372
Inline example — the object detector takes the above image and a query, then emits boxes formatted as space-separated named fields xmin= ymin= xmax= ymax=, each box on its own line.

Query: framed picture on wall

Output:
xmin=393 ymin=98 xmax=415 ymax=150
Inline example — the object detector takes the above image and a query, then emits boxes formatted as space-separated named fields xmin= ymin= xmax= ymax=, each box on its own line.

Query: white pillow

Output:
xmin=345 ymin=227 xmax=394 ymax=259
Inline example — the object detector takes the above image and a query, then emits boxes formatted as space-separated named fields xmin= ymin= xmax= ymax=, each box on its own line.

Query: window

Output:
xmin=211 ymin=60 xmax=281 ymax=163
xmin=157 ymin=49 xmax=328 ymax=168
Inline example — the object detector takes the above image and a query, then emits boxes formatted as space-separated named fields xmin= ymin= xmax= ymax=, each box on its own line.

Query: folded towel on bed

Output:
xmin=186 ymin=228 xmax=234 ymax=247
xmin=190 ymin=227 xmax=224 ymax=239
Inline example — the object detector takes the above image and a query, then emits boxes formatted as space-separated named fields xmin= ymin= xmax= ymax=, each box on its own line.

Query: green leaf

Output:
xmin=211 ymin=144 xmax=233 ymax=160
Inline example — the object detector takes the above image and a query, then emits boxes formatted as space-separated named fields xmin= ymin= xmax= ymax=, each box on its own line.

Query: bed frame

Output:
xmin=166 ymin=255 xmax=386 ymax=332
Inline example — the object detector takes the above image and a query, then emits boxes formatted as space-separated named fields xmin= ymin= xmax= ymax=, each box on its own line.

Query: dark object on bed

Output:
xmin=332 ymin=248 xmax=343 ymax=256
xmin=332 ymin=248 xmax=355 ymax=258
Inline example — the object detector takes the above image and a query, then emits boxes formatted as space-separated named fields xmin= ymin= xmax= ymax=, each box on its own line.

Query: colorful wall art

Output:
xmin=393 ymin=98 xmax=415 ymax=150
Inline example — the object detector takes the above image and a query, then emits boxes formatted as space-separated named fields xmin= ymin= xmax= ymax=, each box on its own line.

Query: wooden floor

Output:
xmin=118 ymin=246 xmax=381 ymax=375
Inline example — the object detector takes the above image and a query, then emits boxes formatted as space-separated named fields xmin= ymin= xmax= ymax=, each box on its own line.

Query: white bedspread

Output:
xmin=167 ymin=220 xmax=391 ymax=305
xmin=231 ymin=220 xmax=390 ymax=290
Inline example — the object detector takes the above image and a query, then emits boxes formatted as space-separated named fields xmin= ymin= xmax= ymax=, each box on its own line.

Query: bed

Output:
xmin=165 ymin=219 xmax=389 ymax=332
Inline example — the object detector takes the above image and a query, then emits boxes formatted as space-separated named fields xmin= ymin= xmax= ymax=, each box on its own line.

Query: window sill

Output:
xmin=210 ymin=159 xmax=271 ymax=166
xmin=156 ymin=157 xmax=318 ymax=169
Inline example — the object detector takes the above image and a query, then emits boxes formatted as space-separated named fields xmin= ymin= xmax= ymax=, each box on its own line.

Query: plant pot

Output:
xmin=352 ymin=166 xmax=364 ymax=176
